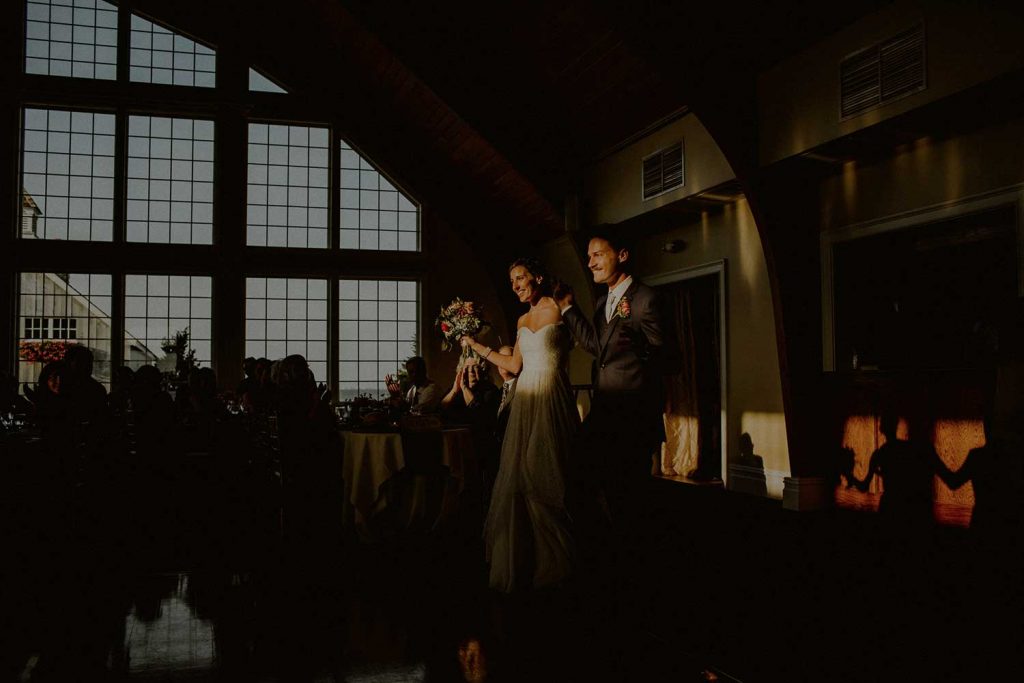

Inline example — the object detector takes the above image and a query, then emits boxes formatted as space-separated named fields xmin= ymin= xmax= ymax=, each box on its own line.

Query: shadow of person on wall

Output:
xmin=933 ymin=414 xmax=1024 ymax=678
xmin=847 ymin=409 xmax=940 ymax=535
xmin=934 ymin=415 xmax=1024 ymax=541
xmin=734 ymin=432 xmax=767 ymax=497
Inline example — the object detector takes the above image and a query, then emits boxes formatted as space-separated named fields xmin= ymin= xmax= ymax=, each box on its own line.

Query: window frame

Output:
xmin=6 ymin=0 xmax=426 ymax=395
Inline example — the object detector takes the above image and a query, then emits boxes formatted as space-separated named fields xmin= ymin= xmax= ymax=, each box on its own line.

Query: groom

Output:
xmin=557 ymin=230 xmax=665 ymax=530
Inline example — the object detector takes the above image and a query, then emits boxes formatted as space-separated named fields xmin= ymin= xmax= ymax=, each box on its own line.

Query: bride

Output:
xmin=461 ymin=257 xmax=579 ymax=592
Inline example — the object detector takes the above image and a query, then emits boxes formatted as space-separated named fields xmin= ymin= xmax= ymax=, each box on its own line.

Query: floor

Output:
xmin=0 ymin=450 xmax=1020 ymax=681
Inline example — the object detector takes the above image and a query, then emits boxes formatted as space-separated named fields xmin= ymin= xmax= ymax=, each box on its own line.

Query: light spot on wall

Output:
xmin=738 ymin=410 xmax=790 ymax=497
xmin=932 ymin=418 xmax=982 ymax=515
xmin=842 ymin=160 xmax=858 ymax=217
xmin=734 ymin=198 xmax=762 ymax=293
xmin=942 ymin=137 xmax=964 ymax=200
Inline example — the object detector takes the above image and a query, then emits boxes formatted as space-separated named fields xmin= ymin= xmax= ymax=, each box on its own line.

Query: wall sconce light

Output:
xmin=662 ymin=239 xmax=687 ymax=253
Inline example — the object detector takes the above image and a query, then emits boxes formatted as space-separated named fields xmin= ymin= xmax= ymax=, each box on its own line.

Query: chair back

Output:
xmin=400 ymin=414 xmax=442 ymax=474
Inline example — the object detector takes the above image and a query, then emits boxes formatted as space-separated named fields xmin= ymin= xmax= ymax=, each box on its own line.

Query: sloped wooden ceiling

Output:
xmin=131 ymin=0 xmax=564 ymax=255
xmin=131 ymin=0 xmax=888 ymax=247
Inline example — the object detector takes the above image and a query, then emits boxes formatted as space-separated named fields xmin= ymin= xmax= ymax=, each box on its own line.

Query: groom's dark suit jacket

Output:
xmin=563 ymin=278 xmax=665 ymax=451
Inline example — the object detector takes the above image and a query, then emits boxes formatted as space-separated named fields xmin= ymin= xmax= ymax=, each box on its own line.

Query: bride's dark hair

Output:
xmin=509 ymin=256 xmax=562 ymax=297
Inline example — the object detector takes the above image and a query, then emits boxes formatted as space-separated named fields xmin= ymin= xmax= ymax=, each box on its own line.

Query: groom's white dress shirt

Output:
xmin=604 ymin=276 xmax=633 ymax=321
xmin=560 ymin=275 xmax=633 ymax=320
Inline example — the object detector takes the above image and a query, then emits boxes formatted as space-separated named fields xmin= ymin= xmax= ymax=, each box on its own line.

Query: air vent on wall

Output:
xmin=841 ymin=24 xmax=926 ymax=119
xmin=642 ymin=141 xmax=684 ymax=200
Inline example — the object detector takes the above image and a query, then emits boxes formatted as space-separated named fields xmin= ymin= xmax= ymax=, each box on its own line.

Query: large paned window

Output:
xmin=17 ymin=272 xmax=113 ymax=388
xmin=129 ymin=15 xmax=216 ymax=88
xmin=124 ymin=275 xmax=212 ymax=371
xmin=21 ymin=107 xmax=115 ymax=241
xmin=246 ymin=124 xmax=330 ymax=248
xmin=245 ymin=278 xmax=329 ymax=382
xmin=25 ymin=0 xmax=119 ymax=80
xmin=14 ymin=3 xmax=423 ymax=400
xmin=338 ymin=279 xmax=418 ymax=399
xmin=127 ymin=116 xmax=215 ymax=244
xmin=340 ymin=141 xmax=419 ymax=252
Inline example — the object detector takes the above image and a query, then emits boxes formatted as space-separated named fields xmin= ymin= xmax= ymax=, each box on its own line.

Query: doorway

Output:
xmin=652 ymin=263 xmax=726 ymax=482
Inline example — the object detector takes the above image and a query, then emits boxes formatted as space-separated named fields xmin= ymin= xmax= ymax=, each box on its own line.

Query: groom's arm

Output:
xmin=562 ymin=306 xmax=600 ymax=357
xmin=636 ymin=288 xmax=664 ymax=365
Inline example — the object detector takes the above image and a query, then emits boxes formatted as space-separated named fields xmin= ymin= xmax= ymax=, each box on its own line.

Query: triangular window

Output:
xmin=129 ymin=14 xmax=215 ymax=88
xmin=249 ymin=68 xmax=287 ymax=94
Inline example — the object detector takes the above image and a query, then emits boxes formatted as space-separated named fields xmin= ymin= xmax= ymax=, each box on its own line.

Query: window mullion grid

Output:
xmin=328 ymin=126 xmax=340 ymax=399
xmin=330 ymin=125 xmax=339 ymax=251
xmin=111 ymin=270 xmax=125 ymax=377
xmin=113 ymin=105 xmax=127 ymax=243
xmin=328 ymin=277 xmax=339 ymax=406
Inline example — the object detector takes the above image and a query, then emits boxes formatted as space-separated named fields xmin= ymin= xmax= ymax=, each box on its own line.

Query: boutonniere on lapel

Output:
xmin=614 ymin=296 xmax=631 ymax=320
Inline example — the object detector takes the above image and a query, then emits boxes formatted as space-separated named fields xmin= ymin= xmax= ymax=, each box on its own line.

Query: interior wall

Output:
xmin=759 ymin=0 xmax=1024 ymax=165
xmin=585 ymin=114 xmax=735 ymax=226
xmin=420 ymin=213 xmax=510 ymax=389
xmin=631 ymin=201 xmax=791 ymax=495
xmin=580 ymin=110 xmax=791 ymax=495
xmin=817 ymin=114 xmax=1024 ymax=518
xmin=820 ymin=114 xmax=1024 ymax=229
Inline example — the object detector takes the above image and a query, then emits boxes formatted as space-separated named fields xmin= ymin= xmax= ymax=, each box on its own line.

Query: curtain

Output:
xmin=659 ymin=275 xmax=721 ymax=479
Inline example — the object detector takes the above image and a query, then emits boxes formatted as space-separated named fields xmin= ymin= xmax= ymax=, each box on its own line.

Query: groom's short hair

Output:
xmin=586 ymin=227 xmax=634 ymax=267
xmin=587 ymin=227 xmax=632 ymax=252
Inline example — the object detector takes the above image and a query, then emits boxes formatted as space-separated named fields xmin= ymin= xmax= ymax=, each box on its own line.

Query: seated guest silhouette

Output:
xmin=442 ymin=356 xmax=502 ymax=504
xmin=442 ymin=356 xmax=501 ymax=425
xmin=386 ymin=356 xmax=441 ymax=414
xmin=236 ymin=356 xmax=258 ymax=397
xmin=241 ymin=357 xmax=275 ymax=414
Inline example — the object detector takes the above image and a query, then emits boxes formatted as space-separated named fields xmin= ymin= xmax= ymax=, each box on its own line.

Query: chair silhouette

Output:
xmin=394 ymin=415 xmax=448 ymax=534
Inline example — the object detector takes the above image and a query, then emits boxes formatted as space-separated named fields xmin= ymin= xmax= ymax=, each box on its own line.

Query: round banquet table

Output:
xmin=341 ymin=427 xmax=476 ymax=538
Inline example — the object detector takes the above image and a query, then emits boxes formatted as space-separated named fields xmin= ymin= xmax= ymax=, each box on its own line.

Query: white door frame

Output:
xmin=645 ymin=259 xmax=729 ymax=485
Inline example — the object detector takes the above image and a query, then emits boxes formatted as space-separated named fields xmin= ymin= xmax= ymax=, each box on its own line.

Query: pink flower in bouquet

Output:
xmin=436 ymin=297 xmax=489 ymax=355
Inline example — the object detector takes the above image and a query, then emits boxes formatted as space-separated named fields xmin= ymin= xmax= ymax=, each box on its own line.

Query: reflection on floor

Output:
xmin=0 ymin=467 xmax=1019 ymax=681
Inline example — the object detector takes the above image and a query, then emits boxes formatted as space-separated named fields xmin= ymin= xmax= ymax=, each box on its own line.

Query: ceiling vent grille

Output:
xmin=642 ymin=141 xmax=684 ymax=200
xmin=841 ymin=24 xmax=926 ymax=119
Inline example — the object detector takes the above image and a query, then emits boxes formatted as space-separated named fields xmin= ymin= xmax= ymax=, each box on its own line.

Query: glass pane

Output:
xmin=18 ymin=272 xmax=113 ymax=391
xmin=25 ymin=0 xmax=118 ymax=80
xmin=337 ymin=278 xmax=418 ymax=400
xmin=339 ymin=139 xmax=419 ymax=252
xmin=247 ymin=123 xmax=329 ymax=249
xmin=245 ymin=277 xmax=328 ymax=383
xmin=248 ymin=67 xmax=286 ymax=93
xmin=126 ymin=115 xmax=215 ymax=244
xmin=123 ymin=275 xmax=213 ymax=373
xmin=21 ymin=107 xmax=115 ymax=241
xmin=129 ymin=14 xmax=215 ymax=88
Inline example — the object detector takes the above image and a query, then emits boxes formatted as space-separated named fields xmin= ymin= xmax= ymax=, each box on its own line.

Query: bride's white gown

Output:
xmin=485 ymin=322 xmax=579 ymax=592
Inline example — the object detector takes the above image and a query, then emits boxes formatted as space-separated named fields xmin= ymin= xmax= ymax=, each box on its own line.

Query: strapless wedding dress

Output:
xmin=485 ymin=322 xmax=579 ymax=592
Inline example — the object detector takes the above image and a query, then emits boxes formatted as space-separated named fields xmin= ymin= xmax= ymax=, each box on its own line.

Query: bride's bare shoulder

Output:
xmin=516 ymin=311 xmax=531 ymax=328
xmin=536 ymin=297 xmax=562 ymax=320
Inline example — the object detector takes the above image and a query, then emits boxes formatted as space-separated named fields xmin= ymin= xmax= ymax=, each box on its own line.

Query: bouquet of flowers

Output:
xmin=435 ymin=297 xmax=489 ymax=360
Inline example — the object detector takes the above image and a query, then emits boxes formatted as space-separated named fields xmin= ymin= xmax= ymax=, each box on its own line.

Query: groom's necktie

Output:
xmin=499 ymin=381 xmax=513 ymax=413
